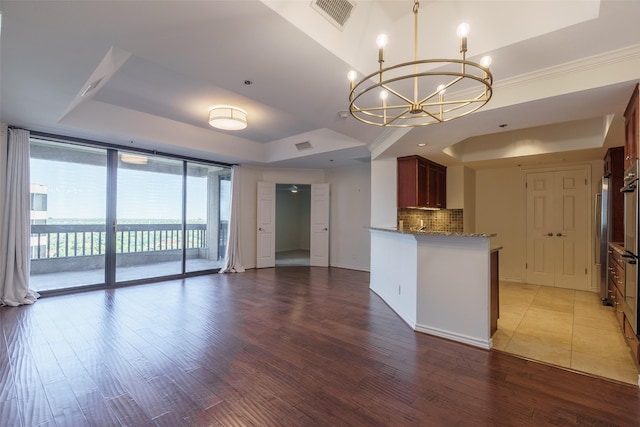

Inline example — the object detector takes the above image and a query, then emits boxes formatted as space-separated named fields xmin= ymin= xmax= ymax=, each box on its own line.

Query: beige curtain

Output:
xmin=0 ymin=129 xmax=39 ymax=306
xmin=219 ymin=165 xmax=245 ymax=273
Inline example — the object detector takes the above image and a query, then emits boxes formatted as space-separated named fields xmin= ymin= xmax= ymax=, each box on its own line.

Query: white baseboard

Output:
xmin=329 ymin=263 xmax=370 ymax=272
xmin=414 ymin=323 xmax=492 ymax=350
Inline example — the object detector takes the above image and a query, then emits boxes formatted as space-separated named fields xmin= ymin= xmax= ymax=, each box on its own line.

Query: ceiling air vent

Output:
xmin=311 ymin=0 xmax=356 ymax=30
xmin=295 ymin=141 xmax=313 ymax=151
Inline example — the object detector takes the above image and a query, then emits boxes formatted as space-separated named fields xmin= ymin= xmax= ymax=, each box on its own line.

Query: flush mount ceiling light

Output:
xmin=347 ymin=0 xmax=493 ymax=127
xmin=208 ymin=105 xmax=248 ymax=130
xmin=120 ymin=153 xmax=148 ymax=165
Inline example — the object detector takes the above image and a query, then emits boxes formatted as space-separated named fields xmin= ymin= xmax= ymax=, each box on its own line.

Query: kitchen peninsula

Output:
xmin=369 ymin=227 xmax=499 ymax=349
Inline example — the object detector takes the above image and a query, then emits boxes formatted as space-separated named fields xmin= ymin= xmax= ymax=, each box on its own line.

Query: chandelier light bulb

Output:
xmin=347 ymin=70 xmax=358 ymax=82
xmin=456 ymin=23 xmax=470 ymax=38
xmin=376 ymin=34 xmax=389 ymax=48
xmin=480 ymin=56 xmax=493 ymax=68
xmin=437 ymin=84 xmax=446 ymax=95
xmin=379 ymin=90 xmax=389 ymax=101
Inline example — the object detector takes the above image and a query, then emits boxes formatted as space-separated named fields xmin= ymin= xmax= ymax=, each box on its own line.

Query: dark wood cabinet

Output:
xmin=431 ymin=164 xmax=446 ymax=209
xmin=397 ymin=155 xmax=446 ymax=209
xmin=605 ymin=147 xmax=624 ymax=243
xmin=490 ymin=249 xmax=499 ymax=337
xmin=608 ymin=243 xmax=640 ymax=365
xmin=624 ymin=83 xmax=639 ymax=170
xmin=624 ymin=317 xmax=640 ymax=366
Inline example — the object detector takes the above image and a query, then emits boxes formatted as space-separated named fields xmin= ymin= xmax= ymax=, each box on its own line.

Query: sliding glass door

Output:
xmin=29 ymin=138 xmax=230 ymax=292
xmin=115 ymin=153 xmax=184 ymax=282
xmin=29 ymin=140 xmax=108 ymax=292
xmin=185 ymin=163 xmax=230 ymax=273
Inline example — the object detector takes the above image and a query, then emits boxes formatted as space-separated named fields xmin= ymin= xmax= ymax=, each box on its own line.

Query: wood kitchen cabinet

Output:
xmin=608 ymin=243 xmax=640 ymax=365
xmin=624 ymin=317 xmax=640 ymax=366
xmin=624 ymin=83 xmax=638 ymax=170
xmin=397 ymin=155 xmax=447 ymax=209
xmin=604 ymin=147 xmax=624 ymax=243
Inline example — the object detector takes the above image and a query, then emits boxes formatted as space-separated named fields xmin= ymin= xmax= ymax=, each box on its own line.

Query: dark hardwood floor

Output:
xmin=1 ymin=267 xmax=639 ymax=426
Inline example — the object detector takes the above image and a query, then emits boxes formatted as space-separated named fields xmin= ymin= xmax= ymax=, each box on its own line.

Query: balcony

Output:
xmin=30 ymin=221 xmax=227 ymax=292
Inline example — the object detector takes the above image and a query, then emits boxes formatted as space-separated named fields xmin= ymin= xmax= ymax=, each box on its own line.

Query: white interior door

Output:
xmin=310 ymin=183 xmax=330 ymax=267
xmin=554 ymin=168 xmax=587 ymax=290
xmin=256 ymin=182 xmax=275 ymax=268
xmin=526 ymin=168 xmax=588 ymax=290
xmin=526 ymin=171 xmax=556 ymax=286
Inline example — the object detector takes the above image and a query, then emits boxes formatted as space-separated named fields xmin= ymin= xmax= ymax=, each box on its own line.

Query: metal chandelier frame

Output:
xmin=348 ymin=0 xmax=493 ymax=127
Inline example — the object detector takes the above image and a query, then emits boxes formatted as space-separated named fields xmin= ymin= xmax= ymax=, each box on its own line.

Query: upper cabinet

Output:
xmin=605 ymin=147 xmax=624 ymax=243
xmin=624 ymin=83 xmax=639 ymax=171
xmin=397 ymin=155 xmax=447 ymax=209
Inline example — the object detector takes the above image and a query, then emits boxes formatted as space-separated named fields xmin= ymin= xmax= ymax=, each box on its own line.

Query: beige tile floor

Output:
xmin=493 ymin=281 xmax=640 ymax=386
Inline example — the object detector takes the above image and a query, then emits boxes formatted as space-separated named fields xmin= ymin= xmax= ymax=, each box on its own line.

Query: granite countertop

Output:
xmin=368 ymin=227 xmax=497 ymax=238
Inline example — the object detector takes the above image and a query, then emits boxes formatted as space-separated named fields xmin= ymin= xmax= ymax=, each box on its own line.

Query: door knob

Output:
xmin=324 ymin=228 xmax=328 ymax=231
xmin=258 ymin=227 xmax=263 ymax=231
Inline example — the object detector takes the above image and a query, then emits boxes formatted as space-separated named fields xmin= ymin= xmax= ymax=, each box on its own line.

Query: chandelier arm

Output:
xmin=380 ymin=84 xmax=416 ymax=106
xmin=383 ymin=108 xmax=414 ymax=126
xmin=418 ymin=75 xmax=465 ymax=105
xmin=350 ymin=104 xmax=413 ymax=113
xmin=421 ymin=92 xmax=493 ymax=109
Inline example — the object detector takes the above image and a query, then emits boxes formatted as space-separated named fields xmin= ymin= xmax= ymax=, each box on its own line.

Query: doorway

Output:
xmin=256 ymin=182 xmax=330 ymax=268
xmin=275 ymin=184 xmax=310 ymax=266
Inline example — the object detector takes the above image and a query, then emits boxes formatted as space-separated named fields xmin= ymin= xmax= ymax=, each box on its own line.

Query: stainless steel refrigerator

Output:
xmin=595 ymin=177 xmax=611 ymax=304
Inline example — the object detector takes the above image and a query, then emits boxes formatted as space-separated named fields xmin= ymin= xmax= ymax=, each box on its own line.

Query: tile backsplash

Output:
xmin=398 ymin=208 xmax=463 ymax=233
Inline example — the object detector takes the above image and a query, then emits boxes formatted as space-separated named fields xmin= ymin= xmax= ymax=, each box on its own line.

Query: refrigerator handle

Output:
xmin=594 ymin=192 xmax=602 ymax=265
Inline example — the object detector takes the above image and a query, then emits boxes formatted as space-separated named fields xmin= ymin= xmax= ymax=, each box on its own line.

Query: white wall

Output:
xmin=446 ymin=166 xmax=464 ymax=209
xmin=0 ymin=124 xmax=7 ymax=248
xmin=370 ymin=230 xmax=417 ymax=327
xmin=371 ymin=158 xmax=397 ymax=228
xmin=476 ymin=166 xmax=526 ymax=282
xmin=238 ymin=165 xmax=263 ymax=269
xmin=326 ymin=162 xmax=371 ymax=271
xmin=239 ymin=165 xmax=373 ymax=271
xmin=475 ymin=160 xmax=602 ymax=288
xmin=464 ymin=167 xmax=477 ymax=233
xmin=447 ymin=165 xmax=477 ymax=233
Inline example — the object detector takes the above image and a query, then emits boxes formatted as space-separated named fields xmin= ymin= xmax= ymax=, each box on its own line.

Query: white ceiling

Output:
xmin=1 ymin=0 xmax=639 ymax=170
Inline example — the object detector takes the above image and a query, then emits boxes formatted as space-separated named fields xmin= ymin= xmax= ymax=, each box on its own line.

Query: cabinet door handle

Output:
xmin=544 ymin=233 xmax=553 ymax=237
xmin=556 ymin=233 xmax=566 ymax=237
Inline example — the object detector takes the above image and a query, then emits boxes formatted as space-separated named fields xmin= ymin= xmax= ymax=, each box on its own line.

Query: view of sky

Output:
xmin=31 ymin=158 xmax=229 ymax=222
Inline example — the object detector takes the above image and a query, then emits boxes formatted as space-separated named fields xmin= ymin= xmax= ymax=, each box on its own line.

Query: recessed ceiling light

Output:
xmin=417 ymin=143 xmax=427 ymax=147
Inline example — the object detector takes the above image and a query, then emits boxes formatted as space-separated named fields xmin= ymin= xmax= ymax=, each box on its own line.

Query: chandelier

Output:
xmin=347 ymin=0 xmax=493 ymax=127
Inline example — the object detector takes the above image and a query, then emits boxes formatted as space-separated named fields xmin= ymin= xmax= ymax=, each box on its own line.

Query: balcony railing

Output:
xmin=30 ymin=222 xmax=227 ymax=260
